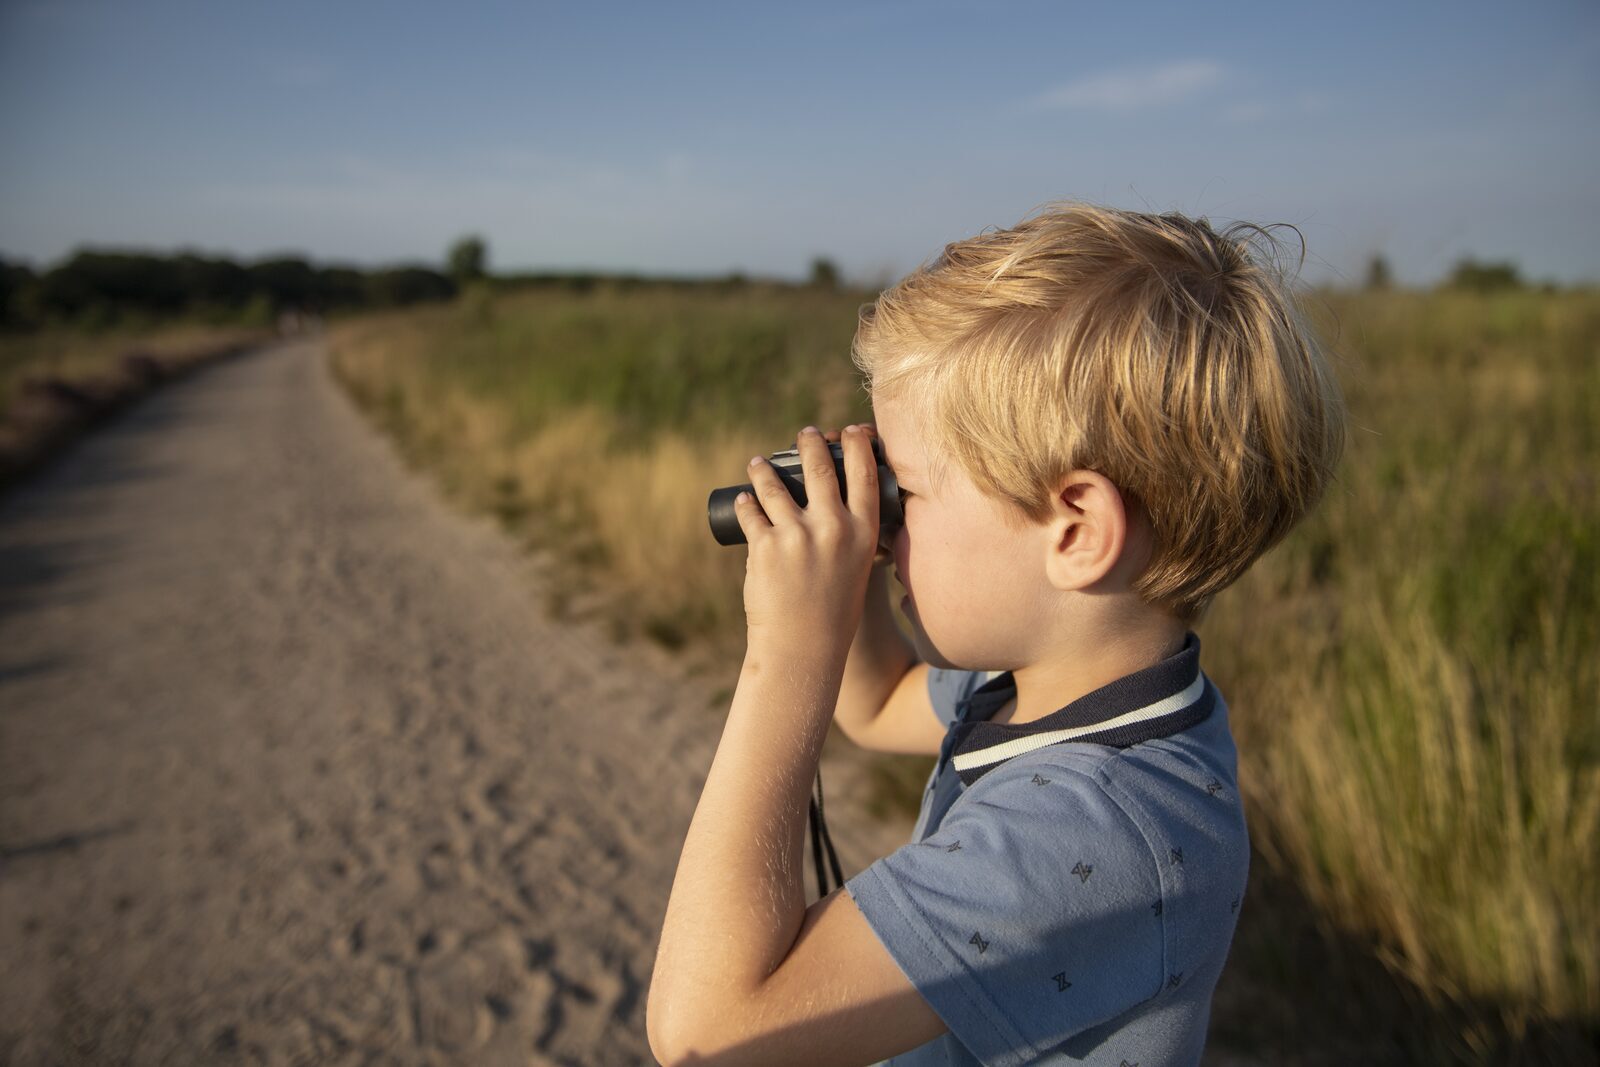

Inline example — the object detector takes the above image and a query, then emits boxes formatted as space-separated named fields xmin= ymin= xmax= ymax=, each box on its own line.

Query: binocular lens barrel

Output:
xmin=707 ymin=436 xmax=904 ymax=546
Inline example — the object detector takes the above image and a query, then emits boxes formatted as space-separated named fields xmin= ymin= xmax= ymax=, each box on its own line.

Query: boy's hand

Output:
xmin=733 ymin=424 xmax=881 ymax=650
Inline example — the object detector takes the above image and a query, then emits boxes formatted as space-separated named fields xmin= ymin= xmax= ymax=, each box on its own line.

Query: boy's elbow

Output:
xmin=646 ymin=982 xmax=695 ymax=1066
xmin=648 ymin=1027 xmax=679 ymax=1067
xmin=646 ymin=985 xmax=677 ymax=1064
xmin=647 ymin=989 xmax=741 ymax=1067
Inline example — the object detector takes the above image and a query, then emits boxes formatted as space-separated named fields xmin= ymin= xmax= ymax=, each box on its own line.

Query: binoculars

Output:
xmin=707 ymin=436 xmax=905 ymax=546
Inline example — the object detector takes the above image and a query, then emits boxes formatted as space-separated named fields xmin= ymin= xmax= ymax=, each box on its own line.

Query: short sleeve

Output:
xmin=843 ymin=757 xmax=1164 ymax=1066
xmin=926 ymin=667 xmax=990 ymax=728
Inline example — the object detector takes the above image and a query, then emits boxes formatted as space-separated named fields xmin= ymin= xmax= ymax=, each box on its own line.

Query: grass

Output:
xmin=1200 ymin=288 xmax=1599 ymax=1057
xmin=0 ymin=321 xmax=269 ymax=416
xmin=327 ymin=281 xmax=1599 ymax=1061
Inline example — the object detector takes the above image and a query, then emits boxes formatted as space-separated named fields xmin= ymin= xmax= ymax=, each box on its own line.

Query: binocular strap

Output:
xmin=807 ymin=767 xmax=846 ymax=900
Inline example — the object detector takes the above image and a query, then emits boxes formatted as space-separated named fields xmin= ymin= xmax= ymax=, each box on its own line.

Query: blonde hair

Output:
xmin=851 ymin=200 xmax=1346 ymax=622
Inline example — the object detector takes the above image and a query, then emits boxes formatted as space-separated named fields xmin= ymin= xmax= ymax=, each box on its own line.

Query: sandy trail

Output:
xmin=0 ymin=338 xmax=915 ymax=1066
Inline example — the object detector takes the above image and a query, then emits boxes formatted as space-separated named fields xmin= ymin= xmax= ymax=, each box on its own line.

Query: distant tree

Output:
xmin=248 ymin=257 xmax=318 ymax=311
xmin=176 ymin=253 xmax=252 ymax=310
xmin=1446 ymin=257 xmax=1523 ymax=293
xmin=41 ymin=250 xmax=189 ymax=319
xmin=315 ymin=266 xmax=370 ymax=310
xmin=367 ymin=266 xmax=457 ymax=307
xmin=809 ymin=257 xmax=840 ymax=290
xmin=0 ymin=258 xmax=39 ymax=327
xmin=1364 ymin=254 xmax=1392 ymax=291
xmin=448 ymin=235 xmax=488 ymax=283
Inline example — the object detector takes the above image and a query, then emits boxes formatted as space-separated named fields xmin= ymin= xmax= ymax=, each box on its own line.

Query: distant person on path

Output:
xmin=649 ymin=201 xmax=1346 ymax=1066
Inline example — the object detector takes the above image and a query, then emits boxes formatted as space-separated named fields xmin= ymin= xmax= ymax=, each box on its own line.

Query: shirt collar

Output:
xmin=947 ymin=631 xmax=1214 ymax=786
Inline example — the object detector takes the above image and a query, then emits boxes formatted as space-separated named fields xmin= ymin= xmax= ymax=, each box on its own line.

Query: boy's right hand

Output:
xmin=820 ymin=423 xmax=892 ymax=566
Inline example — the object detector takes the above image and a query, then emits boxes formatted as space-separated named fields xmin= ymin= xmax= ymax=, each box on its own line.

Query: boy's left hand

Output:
xmin=733 ymin=424 xmax=881 ymax=653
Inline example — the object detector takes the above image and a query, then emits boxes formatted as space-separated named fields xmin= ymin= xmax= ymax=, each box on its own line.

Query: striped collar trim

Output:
xmin=948 ymin=632 xmax=1214 ymax=786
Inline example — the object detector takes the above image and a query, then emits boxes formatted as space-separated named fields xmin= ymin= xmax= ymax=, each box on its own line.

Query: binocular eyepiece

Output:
xmin=707 ymin=435 xmax=905 ymax=546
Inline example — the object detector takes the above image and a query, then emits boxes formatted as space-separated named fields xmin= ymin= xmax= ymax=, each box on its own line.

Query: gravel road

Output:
xmin=0 ymin=338 xmax=914 ymax=1066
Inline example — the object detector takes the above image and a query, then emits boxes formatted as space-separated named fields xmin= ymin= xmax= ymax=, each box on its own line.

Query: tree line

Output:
xmin=0 ymin=237 xmax=859 ymax=332
xmin=10 ymin=235 xmax=1563 ymax=332
xmin=1363 ymin=254 xmax=1575 ymax=293
xmin=0 ymin=247 xmax=469 ymax=331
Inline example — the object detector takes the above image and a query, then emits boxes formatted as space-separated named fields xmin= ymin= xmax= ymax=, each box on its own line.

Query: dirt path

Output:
xmin=0 ymin=338 xmax=915 ymax=1066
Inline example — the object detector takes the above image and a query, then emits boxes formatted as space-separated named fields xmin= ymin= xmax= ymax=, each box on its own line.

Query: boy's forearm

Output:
xmin=649 ymin=639 xmax=845 ymax=1044
xmin=835 ymin=567 xmax=917 ymax=733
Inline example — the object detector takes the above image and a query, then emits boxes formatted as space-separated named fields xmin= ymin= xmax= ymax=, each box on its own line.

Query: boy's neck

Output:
xmin=988 ymin=618 xmax=1189 ymax=727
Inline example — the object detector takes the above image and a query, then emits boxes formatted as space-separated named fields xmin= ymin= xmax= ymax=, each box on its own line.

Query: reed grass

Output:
xmin=327 ymin=282 xmax=1599 ymax=1056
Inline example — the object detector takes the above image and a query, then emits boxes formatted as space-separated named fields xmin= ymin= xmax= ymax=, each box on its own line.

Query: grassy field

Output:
xmin=327 ymin=281 xmax=1598 ymax=1062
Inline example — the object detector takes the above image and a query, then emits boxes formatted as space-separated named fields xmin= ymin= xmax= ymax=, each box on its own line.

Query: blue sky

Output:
xmin=2 ymin=0 xmax=1596 ymax=286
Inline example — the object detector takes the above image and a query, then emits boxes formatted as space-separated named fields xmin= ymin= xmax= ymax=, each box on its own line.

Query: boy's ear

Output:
xmin=1041 ymin=470 xmax=1131 ymax=594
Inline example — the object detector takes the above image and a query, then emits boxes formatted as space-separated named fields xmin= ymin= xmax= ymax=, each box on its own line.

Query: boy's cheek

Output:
xmin=891 ymin=534 xmax=911 ymax=588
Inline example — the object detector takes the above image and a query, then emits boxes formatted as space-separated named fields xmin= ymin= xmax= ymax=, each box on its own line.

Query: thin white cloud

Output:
xmin=1034 ymin=60 xmax=1226 ymax=111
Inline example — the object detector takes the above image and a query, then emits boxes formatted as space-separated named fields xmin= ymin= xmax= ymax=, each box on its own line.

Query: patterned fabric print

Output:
xmin=845 ymin=636 xmax=1249 ymax=1067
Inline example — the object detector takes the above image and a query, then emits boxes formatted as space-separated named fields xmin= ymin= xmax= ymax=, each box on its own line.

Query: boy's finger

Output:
xmin=733 ymin=488 xmax=772 ymax=538
xmin=842 ymin=425 xmax=879 ymax=526
xmin=796 ymin=426 xmax=841 ymax=506
xmin=822 ymin=423 xmax=874 ymax=443
xmin=748 ymin=454 xmax=802 ymax=524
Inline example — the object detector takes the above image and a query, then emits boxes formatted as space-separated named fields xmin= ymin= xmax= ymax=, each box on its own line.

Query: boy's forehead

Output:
xmin=880 ymin=429 xmax=932 ymax=486
xmin=871 ymin=419 xmax=917 ymax=474
xmin=870 ymin=391 xmax=920 ymax=467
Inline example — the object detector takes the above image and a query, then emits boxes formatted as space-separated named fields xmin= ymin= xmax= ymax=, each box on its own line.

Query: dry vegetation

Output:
xmin=0 ymin=322 xmax=271 ymax=487
xmin=0 ymin=322 xmax=269 ymax=413
xmin=327 ymin=282 xmax=1599 ymax=1061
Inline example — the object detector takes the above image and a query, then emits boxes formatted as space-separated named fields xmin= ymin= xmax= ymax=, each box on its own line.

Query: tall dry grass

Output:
xmin=328 ymin=283 xmax=1598 ymax=1056
xmin=1201 ymin=289 xmax=1599 ymax=1050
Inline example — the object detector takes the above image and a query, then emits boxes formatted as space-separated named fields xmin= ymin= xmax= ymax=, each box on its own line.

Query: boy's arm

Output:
xmin=647 ymin=640 xmax=948 ymax=1066
xmin=834 ymin=565 xmax=915 ymax=735
xmin=649 ymin=424 xmax=945 ymax=1064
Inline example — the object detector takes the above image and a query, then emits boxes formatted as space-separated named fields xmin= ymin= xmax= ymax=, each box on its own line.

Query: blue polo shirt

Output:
xmin=843 ymin=632 xmax=1249 ymax=1067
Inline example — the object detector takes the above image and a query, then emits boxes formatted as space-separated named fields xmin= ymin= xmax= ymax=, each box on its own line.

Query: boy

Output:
xmin=648 ymin=202 xmax=1345 ymax=1066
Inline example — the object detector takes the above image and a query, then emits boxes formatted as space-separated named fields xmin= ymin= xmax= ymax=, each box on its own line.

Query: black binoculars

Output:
xmin=707 ymin=436 xmax=905 ymax=546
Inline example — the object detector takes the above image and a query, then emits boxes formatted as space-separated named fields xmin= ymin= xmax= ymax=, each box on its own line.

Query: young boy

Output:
xmin=648 ymin=202 xmax=1345 ymax=1066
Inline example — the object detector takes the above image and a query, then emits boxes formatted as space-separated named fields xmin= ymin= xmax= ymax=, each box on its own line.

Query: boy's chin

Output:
xmin=906 ymin=625 xmax=959 ymax=672
xmin=901 ymin=602 xmax=983 ymax=672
